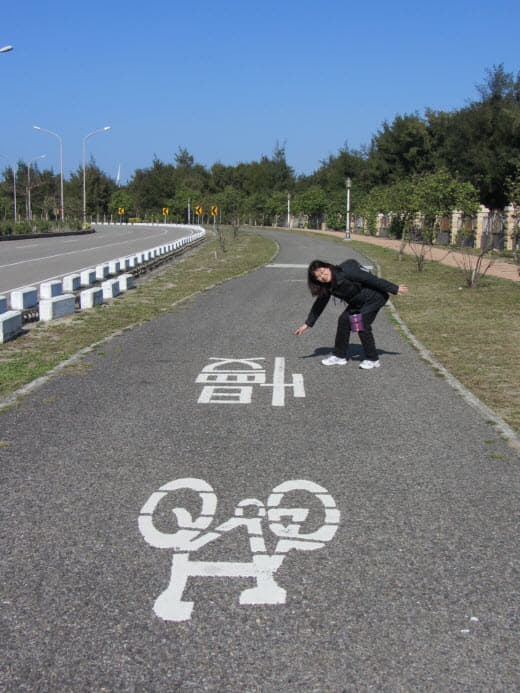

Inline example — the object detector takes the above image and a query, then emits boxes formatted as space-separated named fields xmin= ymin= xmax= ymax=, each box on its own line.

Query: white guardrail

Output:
xmin=0 ymin=226 xmax=206 ymax=344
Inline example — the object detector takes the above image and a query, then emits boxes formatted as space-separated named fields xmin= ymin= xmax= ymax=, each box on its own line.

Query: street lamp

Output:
xmin=287 ymin=192 xmax=291 ymax=229
xmin=0 ymin=154 xmax=17 ymax=222
xmin=27 ymin=155 xmax=46 ymax=220
xmin=0 ymin=45 xmax=13 ymax=53
xmin=345 ymin=177 xmax=352 ymax=240
xmin=82 ymin=126 xmax=111 ymax=227
xmin=33 ymin=126 xmax=64 ymax=221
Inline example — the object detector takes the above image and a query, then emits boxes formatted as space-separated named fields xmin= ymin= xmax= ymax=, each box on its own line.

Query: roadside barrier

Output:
xmin=0 ymin=301 xmax=22 ymax=343
xmin=0 ymin=227 xmax=206 ymax=343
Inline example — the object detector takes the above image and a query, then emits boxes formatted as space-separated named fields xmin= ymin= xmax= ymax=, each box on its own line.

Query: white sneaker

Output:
xmin=359 ymin=359 xmax=380 ymax=369
xmin=321 ymin=355 xmax=347 ymax=366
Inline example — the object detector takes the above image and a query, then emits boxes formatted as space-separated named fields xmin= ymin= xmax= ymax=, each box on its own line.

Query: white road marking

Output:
xmin=196 ymin=357 xmax=305 ymax=406
xmin=266 ymin=264 xmax=308 ymax=268
xmin=0 ymin=238 xmax=152 ymax=270
xmin=139 ymin=478 xmax=340 ymax=621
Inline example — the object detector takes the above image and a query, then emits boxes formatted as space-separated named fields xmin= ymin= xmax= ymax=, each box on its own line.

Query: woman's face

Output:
xmin=313 ymin=266 xmax=332 ymax=283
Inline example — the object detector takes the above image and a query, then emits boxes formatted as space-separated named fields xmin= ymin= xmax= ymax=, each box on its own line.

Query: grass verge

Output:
xmin=0 ymin=229 xmax=277 ymax=404
xmin=315 ymin=233 xmax=520 ymax=435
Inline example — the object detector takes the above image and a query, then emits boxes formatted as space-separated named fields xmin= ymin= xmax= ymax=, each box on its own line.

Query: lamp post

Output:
xmin=27 ymin=155 xmax=46 ymax=220
xmin=33 ymin=126 xmax=64 ymax=221
xmin=82 ymin=126 xmax=111 ymax=227
xmin=345 ymin=177 xmax=352 ymax=240
xmin=287 ymin=192 xmax=291 ymax=229
xmin=0 ymin=154 xmax=17 ymax=222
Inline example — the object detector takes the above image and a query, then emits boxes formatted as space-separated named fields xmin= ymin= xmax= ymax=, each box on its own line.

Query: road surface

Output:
xmin=0 ymin=224 xmax=197 ymax=294
xmin=1 ymin=230 xmax=518 ymax=690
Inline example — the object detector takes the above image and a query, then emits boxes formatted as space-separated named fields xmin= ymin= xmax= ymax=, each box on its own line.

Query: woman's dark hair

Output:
xmin=307 ymin=260 xmax=339 ymax=297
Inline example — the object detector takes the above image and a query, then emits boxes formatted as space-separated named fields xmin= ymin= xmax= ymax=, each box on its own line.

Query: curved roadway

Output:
xmin=0 ymin=223 xmax=197 ymax=294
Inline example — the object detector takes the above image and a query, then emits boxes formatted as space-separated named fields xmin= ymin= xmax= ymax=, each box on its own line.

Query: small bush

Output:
xmin=15 ymin=221 xmax=32 ymax=234
xmin=0 ymin=220 xmax=15 ymax=236
xmin=65 ymin=219 xmax=83 ymax=231
xmin=33 ymin=219 xmax=52 ymax=233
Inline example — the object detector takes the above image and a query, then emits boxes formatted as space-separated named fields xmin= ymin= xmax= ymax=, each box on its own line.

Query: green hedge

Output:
xmin=0 ymin=219 xmax=83 ymax=236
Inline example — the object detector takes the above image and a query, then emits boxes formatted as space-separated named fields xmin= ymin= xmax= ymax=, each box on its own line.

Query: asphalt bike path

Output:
xmin=1 ymin=230 xmax=518 ymax=690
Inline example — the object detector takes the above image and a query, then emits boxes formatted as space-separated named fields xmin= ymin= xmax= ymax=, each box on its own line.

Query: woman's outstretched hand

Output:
xmin=294 ymin=324 xmax=309 ymax=336
xmin=397 ymin=285 xmax=408 ymax=295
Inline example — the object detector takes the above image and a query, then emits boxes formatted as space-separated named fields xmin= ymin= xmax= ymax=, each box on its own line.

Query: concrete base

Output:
xmin=108 ymin=260 xmax=121 ymax=275
xmin=118 ymin=273 xmax=134 ymax=291
xmin=80 ymin=269 xmax=97 ymax=287
xmin=101 ymin=279 xmax=120 ymax=300
xmin=0 ymin=310 xmax=23 ymax=343
xmin=96 ymin=264 xmax=110 ymax=281
xmin=80 ymin=287 xmax=103 ymax=309
xmin=63 ymin=274 xmax=81 ymax=292
xmin=39 ymin=294 xmax=76 ymax=321
xmin=10 ymin=287 xmax=38 ymax=310
xmin=39 ymin=280 xmax=63 ymax=299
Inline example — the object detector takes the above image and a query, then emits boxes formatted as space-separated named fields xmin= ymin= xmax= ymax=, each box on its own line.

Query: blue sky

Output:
xmin=2 ymin=0 xmax=519 ymax=184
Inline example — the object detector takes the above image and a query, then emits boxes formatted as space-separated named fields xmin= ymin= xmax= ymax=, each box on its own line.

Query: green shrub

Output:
xmin=16 ymin=221 xmax=32 ymax=234
xmin=34 ymin=219 xmax=52 ymax=233
xmin=68 ymin=219 xmax=83 ymax=231
xmin=0 ymin=220 xmax=15 ymax=236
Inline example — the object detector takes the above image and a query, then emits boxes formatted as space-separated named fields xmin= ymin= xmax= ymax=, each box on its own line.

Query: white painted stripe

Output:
xmin=266 ymin=264 xmax=308 ymax=268
xmin=292 ymin=373 xmax=305 ymax=398
xmin=271 ymin=357 xmax=285 ymax=406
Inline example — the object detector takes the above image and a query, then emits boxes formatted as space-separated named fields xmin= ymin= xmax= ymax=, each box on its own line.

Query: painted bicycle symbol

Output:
xmin=138 ymin=478 xmax=340 ymax=621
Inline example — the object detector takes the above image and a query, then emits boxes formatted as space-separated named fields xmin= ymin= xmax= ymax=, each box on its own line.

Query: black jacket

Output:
xmin=305 ymin=259 xmax=399 ymax=327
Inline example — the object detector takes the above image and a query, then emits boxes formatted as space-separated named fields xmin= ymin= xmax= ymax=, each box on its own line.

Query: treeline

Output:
xmin=1 ymin=65 xmax=520 ymax=231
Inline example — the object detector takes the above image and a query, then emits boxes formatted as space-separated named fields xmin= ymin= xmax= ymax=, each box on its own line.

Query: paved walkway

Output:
xmin=304 ymin=229 xmax=520 ymax=282
xmin=2 ymin=230 xmax=519 ymax=690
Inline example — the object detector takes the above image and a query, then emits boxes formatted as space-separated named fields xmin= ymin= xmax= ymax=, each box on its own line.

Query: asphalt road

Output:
xmin=1 ymin=230 xmax=519 ymax=691
xmin=0 ymin=223 xmax=196 ymax=294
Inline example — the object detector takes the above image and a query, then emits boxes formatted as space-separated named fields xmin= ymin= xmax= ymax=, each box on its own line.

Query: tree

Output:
xmin=367 ymin=113 xmax=433 ymax=187
xmin=269 ymin=190 xmax=290 ymax=227
xmin=167 ymin=186 xmax=201 ymax=223
xmin=210 ymin=162 xmax=235 ymax=192
xmin=128 ymin=157 xmax=176 ymax=218
xmin=33 ymin=169 xmax=61 ymax=221
xmin=174 ymin=146 xmax=194 ymax=168
xmin=224 ymin=186 xmax=246 ymax=227
xmin=302 ymin=143 xmax=368 ymax=196
xmin=325 ymin=191 xmax=348 ymax=231
xmin=428 ymin=65 xmax=520 ymax=208
xmin=358 ymin=171 xmax=479 ymax=270
xmin=293 ymin=186 xmax=328 ymax=228
xmin=408 ymin=170 xmax=479 ymax=270
xmin=109 ymin=189 xmax=133 ymax=218
xmin=0 ymin=164 xmax=18 ymax=221
xmin=67 ymin=159 xmax=116 ymax=220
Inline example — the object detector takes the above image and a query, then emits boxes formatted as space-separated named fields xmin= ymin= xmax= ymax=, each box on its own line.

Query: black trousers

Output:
xmin=333 ymin=308 xmax=380 ymax=361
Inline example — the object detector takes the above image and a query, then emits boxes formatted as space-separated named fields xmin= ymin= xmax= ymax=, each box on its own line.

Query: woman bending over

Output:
xmin=295 ymin=259 xmax=408 ymax=369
